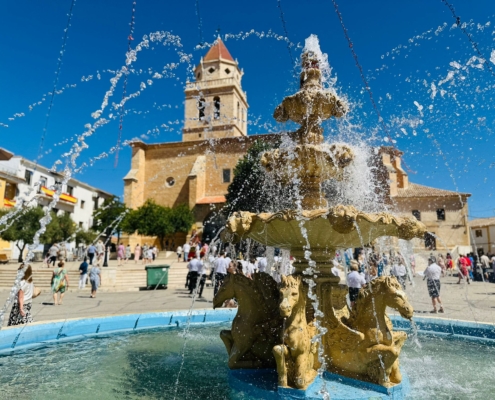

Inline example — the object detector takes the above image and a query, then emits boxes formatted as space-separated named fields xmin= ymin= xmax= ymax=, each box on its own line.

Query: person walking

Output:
xmin=117 ymin=242 xmax=125 ymax=266
xmin=198 ymin=255 xmax=208 ymax=298
xmin=213 ymin=252 xmax=230 ymax=296
xmin=47 ymin=243 xmax=59 ymax=267
xmin=95 ymin=240 xmax=105 ymax=264
xmin=481 ymin=254 xmax=491 ymax=280
xmin=147 ymin=246 xmax=154 ymax=264
xmin=51 ymin=261 xmax=69 ymax=305
xmin=445 ymin=253 xmax=454 ymax=276
xmin=89 ymin=262 xmax=102 ymax=298
xmin=424 ymin=256 xmax=444 ymax=313
xmin=87 ymin=243 xmax=96 ymax=266
xmin=57 ymin=242 xmax=67 ymax=262
xmin=134 ymin=244 xmax=141 ymax=264
xmin=78 ymin=257 xmax=89 ymax=289
xmin=187 ymin=255 xmax=203 ymax=295
xmin=391 ymin=257 xmax=407 ymax=290
xmin=437 ymin=254 xmax=446 ymax=277
xmin=176 ymin=245 xmax=183 ymax=262
xmin=347 ymin=260 xmax=366 ymax=309
xmin=183 ymin=242 xmax=191 ymax=262
xmin=8 ymin=264 xmax=37 ymax=326
xmin=125 ymin=244 xmax=131 ymax=263
xmin=457 ymin=255 xmax=471 ymax=284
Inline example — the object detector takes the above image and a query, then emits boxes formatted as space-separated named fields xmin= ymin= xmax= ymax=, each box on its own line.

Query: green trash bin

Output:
xmin=145 ymin=265 xmax=170 ymax=289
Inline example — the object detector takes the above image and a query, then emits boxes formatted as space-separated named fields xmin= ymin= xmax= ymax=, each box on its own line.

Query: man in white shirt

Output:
xmin=258 ymin=257 xmax=268 ymax=273
xmin=391 ymin=258 xmax=407 ymax=290
xmin=347 ymin=260 xmax=366 ymax=308
xmin=213 ymin=252 xmax=230 ymax=296
xmin=197 ymin=255 xmax=208 ymax=298
xmin=423 ymin=256 xmax=444 ymax=313
xmin=187 ymin=255 xmax=203 ymax=295
xmin=183 ymin=243 xmax=191 ymax=262
xmin=243 ymin=258 xmax=256 ymax=279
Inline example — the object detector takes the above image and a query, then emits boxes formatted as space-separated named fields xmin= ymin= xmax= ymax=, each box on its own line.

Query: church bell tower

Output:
xmin=183 ymin=38 xmax=249 ymax=141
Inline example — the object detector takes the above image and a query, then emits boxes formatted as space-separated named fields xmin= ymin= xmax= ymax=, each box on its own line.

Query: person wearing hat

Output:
xmin=347 ymin=260 xmax=366 ymax=309
xmin=8 ymin=264 xmax=39 ymax=326
xmin=424 ymin=256 xmax=444 ymax=313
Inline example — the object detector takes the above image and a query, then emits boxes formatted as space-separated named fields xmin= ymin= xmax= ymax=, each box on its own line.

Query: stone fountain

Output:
xmin=216 ymin=36 xmax=426 ymax=399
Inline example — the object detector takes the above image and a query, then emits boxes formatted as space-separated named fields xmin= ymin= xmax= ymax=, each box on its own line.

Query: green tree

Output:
xmin=92 ymin=196 xmax=128 ymax=240
xmin=75 ymin=229 xmax=98 ymax=246
xmin=0 ymin=207 xmax=44 ymax=262
xmin=40 ymin=212 xmax=77 ymax=245
xmin=169 ymin=203 xmax=195 ymax=234
xmin=121 ymin=201 xmax=195 ymax=249
xmin=224 ymin=139 xmax=278 ymax=215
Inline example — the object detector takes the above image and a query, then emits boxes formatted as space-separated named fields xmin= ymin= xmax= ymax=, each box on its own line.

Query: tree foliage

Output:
xmin=224 ymin=139 xmax=278 ymax=215
xmin=41 ymin=212 xmax=77 ymax=245
xmin=0 ymin=207 xmax=44 ymax=262
xmin=75 ymin=229 xmax=98 ymax=246
xmin=92 ymin=196 xmax=128 ymax=238
xmin=122 ymin=200 xmax=194 ymax=249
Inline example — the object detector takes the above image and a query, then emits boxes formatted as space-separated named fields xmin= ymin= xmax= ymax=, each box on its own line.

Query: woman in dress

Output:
xmin=134 ymin=244 xmax=141 ymax=264
xmin=125 ymin=244 xmax=131 ymax=263
xmin=51 ymin=261 xmax=69 ymax=305
xmin=8 ymin=264 xmax=35 ymax=326
xmin=89 ymin=263 xmax=102 ymax=298
xmin=117 ymin=242 xmax=125 ymax=266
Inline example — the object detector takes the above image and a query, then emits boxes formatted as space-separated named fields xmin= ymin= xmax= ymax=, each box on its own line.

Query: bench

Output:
xmin=0 ymin=254 xmax=9 ymax=264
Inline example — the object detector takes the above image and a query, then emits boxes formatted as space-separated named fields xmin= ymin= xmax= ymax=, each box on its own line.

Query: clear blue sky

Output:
xmin=1 ymin=0 xmax=494 ymax=218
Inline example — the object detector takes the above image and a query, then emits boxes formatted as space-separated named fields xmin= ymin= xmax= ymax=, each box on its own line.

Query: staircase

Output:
xmin=0 ymin=255 xmax=192 ymax=292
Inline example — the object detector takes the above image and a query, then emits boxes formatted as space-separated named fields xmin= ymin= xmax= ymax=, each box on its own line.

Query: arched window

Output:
xmin=214 ymin=97 xmax=220 ymax=120
xmin=198 ymin=98 xmax=205 ymax=120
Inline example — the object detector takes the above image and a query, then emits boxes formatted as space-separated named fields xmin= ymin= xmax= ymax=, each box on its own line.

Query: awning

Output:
xmin=196 ymin=195 xmax=226 ymax=205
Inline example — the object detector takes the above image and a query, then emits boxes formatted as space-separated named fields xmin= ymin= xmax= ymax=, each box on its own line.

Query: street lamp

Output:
xmin=103 ymin=227 xmax=111 ymax=267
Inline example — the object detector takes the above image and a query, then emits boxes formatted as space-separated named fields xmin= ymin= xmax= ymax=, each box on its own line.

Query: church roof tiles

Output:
xmin=395 ymin=182 xmax=470 ymax=198
xmin=203 ymin=38 xmax=234 ymax=62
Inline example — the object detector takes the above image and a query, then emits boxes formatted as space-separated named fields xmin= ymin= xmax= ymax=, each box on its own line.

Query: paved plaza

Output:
xmin=1 ymin=274 xmax=494 ymax=327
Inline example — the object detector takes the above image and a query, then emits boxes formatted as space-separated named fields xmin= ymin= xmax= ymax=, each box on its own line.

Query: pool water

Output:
xmin=0 ymin=324 xmax=494 ymax=399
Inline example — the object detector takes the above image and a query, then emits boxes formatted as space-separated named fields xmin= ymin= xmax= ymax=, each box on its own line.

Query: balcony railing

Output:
xmin=186 ymin=77 xmax=238 ymax=90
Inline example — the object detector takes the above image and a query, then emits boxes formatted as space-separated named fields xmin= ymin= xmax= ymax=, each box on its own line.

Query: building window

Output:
xmin=237 ymin=102 xmax=240 ymax=121
xmin=93 ymin=197 xmax=99 ymax=210
xmin=166 ymin=177 xmax=175 ymax=187
xmin=208 ymin=67 xmax=215 ymax=74
xmin=66 ymin=185 xmax=74 ymax=196
xmin=38 ymin=176 xmax=47 ymax=193
xmin=223 ymin=169 xmax=231 ymax=183
xmin=436 ymin=208 xmax=446 ymax=221
xmin=225 ymin=68 xmax=231 ymax=74
xmin=214 ymin=97 xmax=220 ymax=120
xmin=475 ymin=229 xmax=483 ymax=238
xmin=81 ymin=200 xmax=85 ymax=209
xmin=79 ymin=222 xmax=83 ymax=228
xmin=198 ymin=98 xmax=205 ymax=120
xmin=412 ymin=210 xmax=421 ymax=221
xmin=24 ymin=170 xmax=33 ymax=185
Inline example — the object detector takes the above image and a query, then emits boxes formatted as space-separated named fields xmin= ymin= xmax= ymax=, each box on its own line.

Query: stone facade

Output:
xmin=377 ymin=147 xmax=471 ymax=250
xmin=469 ymin=217 xmax=495 ymax=255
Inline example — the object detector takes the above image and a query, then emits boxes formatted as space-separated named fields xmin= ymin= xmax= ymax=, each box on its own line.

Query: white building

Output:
xmin=469 ymin=217 xmax=495 ymax=255
xmin=0 ymin=147 xmax=114 ymax=259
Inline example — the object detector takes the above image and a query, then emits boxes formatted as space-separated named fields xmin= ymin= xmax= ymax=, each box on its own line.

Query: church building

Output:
xmin=123 ymin=39 xmax=278 ymax=245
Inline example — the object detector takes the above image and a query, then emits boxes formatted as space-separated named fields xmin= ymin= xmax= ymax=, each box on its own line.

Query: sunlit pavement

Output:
xmin=1 ymin=273 xmax=494 ymax=327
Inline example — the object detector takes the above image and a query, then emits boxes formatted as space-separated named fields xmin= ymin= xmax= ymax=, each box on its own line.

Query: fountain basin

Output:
xmin=225 ymin=205 xmax=427 ymax=253
xmin=0 ymin=312 xmax=494 ymax=399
